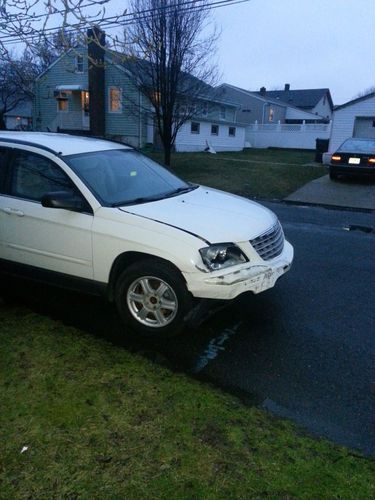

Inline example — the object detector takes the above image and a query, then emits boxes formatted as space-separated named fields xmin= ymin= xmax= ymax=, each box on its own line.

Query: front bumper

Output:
xmin=184 ymin=240 xmax=294 ymax=300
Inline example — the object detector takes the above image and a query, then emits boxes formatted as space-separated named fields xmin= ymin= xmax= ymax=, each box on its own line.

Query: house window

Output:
xmin=211 ymin=124 xmax=219 ymax=135
xmin=191 ymin=122 xmax=200 ymax=134
xmin=268 ymin=107 xmax=274 ymax=122
xmin=75 ymin=55 xmax=84 ymax=73
xmin=109 ymin=87 xmax=122 ymax=113
xmin=57 ymin=93 xmax=69 ymax=112
xmin=152 ymin=91 xmax=161 ymax=105
xmin=228 ymin=126 xmax=236 ymax=137
xmin=220 ymin=106 xmax=226 ymax=119
xmin=202 ymin=102 xmax=208 ymax=116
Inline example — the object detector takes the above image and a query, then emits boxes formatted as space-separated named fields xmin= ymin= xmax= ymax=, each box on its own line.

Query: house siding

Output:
xmin=175 ymin=120 xmax=245 ymax=152
xmin=34 ymin=47 xmax=88 ymax=132
xmin=217 ymin=85 xmax=286 ymax=124
xmin=104 ymin=64 xmax=142 ymax=146
xmin=329 ymin=95 xmax=375 ymax=152
xmin=311 ymin=96 xmax=332 ymax=120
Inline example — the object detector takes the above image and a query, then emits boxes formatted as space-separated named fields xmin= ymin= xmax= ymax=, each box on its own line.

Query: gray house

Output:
xmin=34 ymin=29 xmax=245 ymax=152
xmin=217 ymin=83 xmax=330 ymax=124
xmin=253 ymin=84 xmax=333 ymax=122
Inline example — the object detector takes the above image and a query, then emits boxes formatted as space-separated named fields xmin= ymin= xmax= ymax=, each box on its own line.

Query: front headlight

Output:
xmin=199 ymin=243 xmax=248 ymax=271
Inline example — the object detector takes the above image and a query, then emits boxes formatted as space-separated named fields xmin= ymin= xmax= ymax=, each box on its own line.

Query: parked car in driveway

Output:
xmin=0 ymin=132 xmax=293 ymax=337
xmin=329 ymin=138 xmax=375 ymax=180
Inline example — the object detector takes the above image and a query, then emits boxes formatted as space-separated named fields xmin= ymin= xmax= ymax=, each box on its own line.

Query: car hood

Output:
xmin=118 ymin=186 xmax=276 ymax=243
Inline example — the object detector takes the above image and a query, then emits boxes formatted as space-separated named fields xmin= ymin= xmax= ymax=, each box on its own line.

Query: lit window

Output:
xmin=109 ymin=87 xmax=122 ymax=113
xmin=220 ymin=106 xmax=226 ymax=119
xmin=191 ymin=122 xmax=200 ymax=134
xmin=152 ymin=91 xmax=161 ymax=105
xmin=57 ymin=93 xmax=69 ymax=112
xmin=211 ymin=124 xmax=219 ymax=135
xmin=75 ymin=55 xmax=84 ymax=73
xmin=228 ymin=126 xmax=236 ymax=137
xmin=268 ymin=107 xmax=274 ymax=122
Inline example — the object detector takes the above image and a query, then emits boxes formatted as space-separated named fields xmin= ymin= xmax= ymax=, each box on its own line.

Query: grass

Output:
xmin=1 ymin=302 xmax=374 ymax=499
xmin=148 ymin=148 xmax=327 ymax=200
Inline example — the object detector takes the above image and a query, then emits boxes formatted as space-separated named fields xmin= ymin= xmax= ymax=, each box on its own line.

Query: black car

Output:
xmin=329 ymin=138 xmax=375 ymax=180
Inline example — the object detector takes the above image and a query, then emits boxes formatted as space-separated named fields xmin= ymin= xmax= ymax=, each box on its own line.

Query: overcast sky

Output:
xmin=212 ymin=0 xmax=374 ymax=105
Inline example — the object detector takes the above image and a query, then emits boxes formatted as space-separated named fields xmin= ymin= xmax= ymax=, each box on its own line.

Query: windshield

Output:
xmin=66 ymin=149 xmax=195 ymax=206
xmin=337 ymin=139 xmax=375 ymax=154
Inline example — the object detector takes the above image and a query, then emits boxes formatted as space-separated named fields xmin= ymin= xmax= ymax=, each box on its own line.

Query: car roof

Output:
xmin=0 ymin=132 xmax=132 ymax=156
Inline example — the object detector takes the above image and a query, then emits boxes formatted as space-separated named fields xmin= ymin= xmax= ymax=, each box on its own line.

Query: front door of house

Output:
xmin=81 ymin=91 xmax=90 ymax=129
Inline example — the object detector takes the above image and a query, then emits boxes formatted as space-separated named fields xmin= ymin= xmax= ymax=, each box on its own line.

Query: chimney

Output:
xmin=260 ymin=86 xmax=266 ymax=96
xmin=87 ymin=26 xmax=105 ymax=137
xmin=284 ymin=83 xmax=290 ymax=91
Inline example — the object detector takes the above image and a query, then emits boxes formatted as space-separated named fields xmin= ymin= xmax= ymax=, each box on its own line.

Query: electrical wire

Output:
xmin=0 ymin=0 xmax=251 ymax=46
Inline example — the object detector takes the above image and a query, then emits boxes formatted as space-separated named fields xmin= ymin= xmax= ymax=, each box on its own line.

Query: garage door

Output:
xmin=353 ymin=117 xmax=375 ymax=139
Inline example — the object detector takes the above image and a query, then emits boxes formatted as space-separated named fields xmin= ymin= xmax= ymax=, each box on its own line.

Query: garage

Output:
xmin=329 ymin=92 xmax=375 ymax=152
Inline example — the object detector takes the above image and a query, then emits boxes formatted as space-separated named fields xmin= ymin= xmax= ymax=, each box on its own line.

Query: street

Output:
xmin=2 ymin=202 xmax=375 ymax=456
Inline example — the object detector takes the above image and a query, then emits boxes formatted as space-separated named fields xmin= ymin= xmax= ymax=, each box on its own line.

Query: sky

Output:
xmin=212 ymin=0 xmax=374 ymax=105
xmin=3 ymin=0 xmax=373 ymax=106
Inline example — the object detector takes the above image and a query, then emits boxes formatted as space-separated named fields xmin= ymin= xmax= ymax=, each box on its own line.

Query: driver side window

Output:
xmin=10 ymin=151 xmax=75 ymax=202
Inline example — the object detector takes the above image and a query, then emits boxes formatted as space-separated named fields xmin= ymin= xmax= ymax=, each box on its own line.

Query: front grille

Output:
xmin=250 ymin=220 xmax=284 ymax=261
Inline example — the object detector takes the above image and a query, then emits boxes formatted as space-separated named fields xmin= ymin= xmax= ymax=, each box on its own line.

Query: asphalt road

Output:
xmin=2 ymin=202 xmax=375 ymax=456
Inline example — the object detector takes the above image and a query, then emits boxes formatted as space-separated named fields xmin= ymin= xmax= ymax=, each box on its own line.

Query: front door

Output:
xmin=0 ymin=148 xmax=93 ymax=279
xmin=81 ymin=91 xmax=90 ymax=129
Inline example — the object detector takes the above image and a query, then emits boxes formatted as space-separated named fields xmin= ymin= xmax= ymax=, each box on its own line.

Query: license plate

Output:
xmin=349 ymin=157 xmax=360 ymax=165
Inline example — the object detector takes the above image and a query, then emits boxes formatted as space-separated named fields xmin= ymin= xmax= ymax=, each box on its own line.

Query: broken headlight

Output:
xmin=199 ymin=243 xmax=248 ymax=271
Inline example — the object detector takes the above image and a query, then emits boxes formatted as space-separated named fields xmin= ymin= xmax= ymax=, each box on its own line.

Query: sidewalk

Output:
xmin=285 ymin=174 xmax=375 ymax=210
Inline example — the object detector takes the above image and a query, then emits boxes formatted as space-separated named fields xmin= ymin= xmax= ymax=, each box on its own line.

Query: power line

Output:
xmin=0 ymin=0 xmax=251 ymax=46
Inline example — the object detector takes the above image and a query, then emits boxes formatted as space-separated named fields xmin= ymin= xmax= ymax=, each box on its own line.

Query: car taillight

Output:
xmin=331 ymin=155 xmax=341 ymax=161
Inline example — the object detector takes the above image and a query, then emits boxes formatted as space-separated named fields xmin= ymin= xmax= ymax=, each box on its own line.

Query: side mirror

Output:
xmin=41 ymin=191 xmax=89 ymax=212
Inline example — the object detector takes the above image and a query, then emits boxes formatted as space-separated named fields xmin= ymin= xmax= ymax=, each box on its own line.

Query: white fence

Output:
xmin=246 ymin=121 xmax=332 ymax=149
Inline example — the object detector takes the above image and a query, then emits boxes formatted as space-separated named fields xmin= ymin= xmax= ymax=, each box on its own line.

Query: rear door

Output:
xmin=0 ymin=147 xmax=94 ymax=279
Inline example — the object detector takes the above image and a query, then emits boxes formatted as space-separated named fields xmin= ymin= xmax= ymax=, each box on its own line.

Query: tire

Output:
xmin=114 ymin=259 xmax=193 ymax=338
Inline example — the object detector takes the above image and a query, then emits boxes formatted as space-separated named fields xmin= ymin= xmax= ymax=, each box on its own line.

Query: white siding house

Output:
xmin=175 ymin=120 xmax=245 ymax=152
xmin=329 ymin=92 xmax=375 ymax=152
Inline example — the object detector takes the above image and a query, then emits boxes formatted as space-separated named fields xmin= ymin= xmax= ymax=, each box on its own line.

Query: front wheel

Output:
xmin=115 ymin=259 xmax=193 ymax=338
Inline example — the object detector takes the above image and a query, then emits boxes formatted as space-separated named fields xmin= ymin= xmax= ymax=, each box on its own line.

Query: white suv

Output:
xmin=0 ymin=132 xmax=293 ymax=337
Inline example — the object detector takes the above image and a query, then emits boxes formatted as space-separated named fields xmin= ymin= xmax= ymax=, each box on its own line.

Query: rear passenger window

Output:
xmin=0 ymin=147 xmax=9 ymax=193
xmin=9 ymin=151 xmax=74 ymax=202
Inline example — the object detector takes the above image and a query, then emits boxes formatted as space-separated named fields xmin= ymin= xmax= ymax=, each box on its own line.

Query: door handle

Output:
xmin=1 ymin=207 xmax=25 ymax=216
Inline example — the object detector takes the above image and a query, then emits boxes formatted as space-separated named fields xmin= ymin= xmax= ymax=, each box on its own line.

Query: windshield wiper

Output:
xmin=163 ymin=185 xmax=199 ymax=199
xmin=112 ymin=185 xmax=198 ymax=207
xmin=112 ymin=195 xmax=165 ymax=207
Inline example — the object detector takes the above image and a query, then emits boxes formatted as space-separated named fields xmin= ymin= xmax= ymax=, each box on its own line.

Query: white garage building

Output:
xmin=329 ymin=92 xmax=375 ymax=152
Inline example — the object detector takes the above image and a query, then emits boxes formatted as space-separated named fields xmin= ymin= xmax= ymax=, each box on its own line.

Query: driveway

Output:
xmin=285 ymin=174 xmax=375 ymax=210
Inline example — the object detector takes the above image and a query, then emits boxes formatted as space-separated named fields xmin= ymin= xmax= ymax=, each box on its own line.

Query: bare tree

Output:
xmin=354 ymin=86 xmax=375 ymax=99
xmin=124 ymin=0 xmax=219 ymax=165
xmin=0 ymin=51 xmax=40 ymax=129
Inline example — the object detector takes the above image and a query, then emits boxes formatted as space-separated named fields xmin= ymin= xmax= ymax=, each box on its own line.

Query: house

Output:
xmin=217 ymin=83 xmax=332 ymax=150
xmin=329 ymin=92 xmax=375 ymax=152
xmin=217 ymin=83 xmax=327 ymax=124
xmin=33 ymin=28 xmax=245 ymax=153
xmin=254 ymin=84 xmax=334 ymax=122
xmin=4 ymin=100 xmax=33 ymax=130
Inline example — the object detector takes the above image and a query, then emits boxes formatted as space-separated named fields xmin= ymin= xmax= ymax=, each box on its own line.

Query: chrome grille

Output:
xmin=250 ymin=220 xmax=284 ymax=261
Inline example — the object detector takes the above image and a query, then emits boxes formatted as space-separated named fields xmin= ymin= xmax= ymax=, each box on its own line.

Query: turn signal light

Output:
xmin=368 ymin=158 xmax=375 ymax=164
xmin=331 ymin=155 xmax=341 ymax=161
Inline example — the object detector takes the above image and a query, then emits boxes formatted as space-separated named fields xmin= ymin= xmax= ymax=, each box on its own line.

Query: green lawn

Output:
xmin=148 ymin=148 xmax=326 ymax=200
xmin=1 ymin=303 xmax=374 ymax=498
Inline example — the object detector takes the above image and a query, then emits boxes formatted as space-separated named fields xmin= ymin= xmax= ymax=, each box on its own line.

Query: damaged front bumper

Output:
xmin=184 ymin=241 xmax=294 ymax=300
